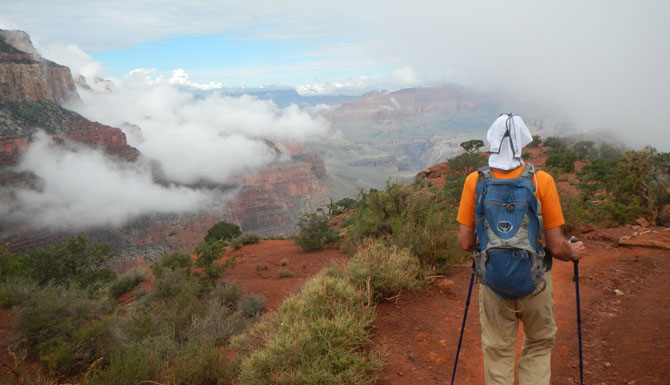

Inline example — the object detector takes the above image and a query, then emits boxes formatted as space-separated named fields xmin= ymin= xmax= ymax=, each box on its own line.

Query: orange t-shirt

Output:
xmin=456 ymin=165 xmax=565 ymax=230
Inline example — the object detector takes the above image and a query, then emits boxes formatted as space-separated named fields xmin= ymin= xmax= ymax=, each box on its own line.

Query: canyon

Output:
xmin=0 ymin=29 xmax=328 ymax=257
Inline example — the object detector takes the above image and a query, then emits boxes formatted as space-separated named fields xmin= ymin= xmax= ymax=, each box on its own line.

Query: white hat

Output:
xmin=487 ymin=113 xmax=533 ymax=170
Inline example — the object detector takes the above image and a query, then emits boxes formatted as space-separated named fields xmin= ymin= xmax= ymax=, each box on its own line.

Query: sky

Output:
xmin=1 ymin=0 xmax=669 ymax=230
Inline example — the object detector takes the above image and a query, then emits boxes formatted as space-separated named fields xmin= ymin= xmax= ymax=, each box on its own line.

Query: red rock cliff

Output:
xmin=0 ymin=30 xmax=79 ymax=104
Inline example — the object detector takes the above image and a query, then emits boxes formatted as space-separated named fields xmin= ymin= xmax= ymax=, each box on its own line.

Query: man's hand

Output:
xmin=569 ymin=236 xmax=585 ymax=261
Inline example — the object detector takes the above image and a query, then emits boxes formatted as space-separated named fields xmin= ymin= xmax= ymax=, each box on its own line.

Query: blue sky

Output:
xmin=88 ymin=32 xmax=390 ymax=87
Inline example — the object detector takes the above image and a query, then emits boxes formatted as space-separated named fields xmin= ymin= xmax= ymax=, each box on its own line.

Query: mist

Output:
xmin=359 ymin=0 xmax=670 ymax=150
xmin=71 ymin=72 xmax=329 ymax=184
xmin=0 ymin=132 xmax=214 ymax=230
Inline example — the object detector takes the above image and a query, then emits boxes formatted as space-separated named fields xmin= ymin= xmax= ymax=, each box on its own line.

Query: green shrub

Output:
xmin=235 ymin=274 xmax=380 ymax=385
xmin=277 ymin=270 xmax=293 ymax=279
xmin=347 ymin=181 xmax=461 ymax=270
xmin=294 ymin=211 xmax=340 ymax=251
xmin=205 ymin=221 xmax=242 ymax=243
xmin=239 ymin=294 xmax=267 ymax=319
xmin=255 ymin=263 xmax=269 ymax=271
xmin=210 ymin=280 xmax=243 ymax=309
xmin=194 ymin=241 xmax=235 ymax=281
xmin=348 ymin=240 xmax=420 ymax=301
xmin=12 ymin=284 xmax=113 ymax=368
xmin=0 ymin=246 xmax=22 ymax=278
xmin=21 ymin=235 xmax=116 ymax=289
xmin=152 ymin=251 xmax=192 ymax=279
xmin=83 ymin=342 xmax=161 ymax=385
xmin=172 ymin=342 xmax=237 ymax=385
xmin=108 ymin=270 xmax=145 ymax=299
xmin=40 ymin=317 xmax=114 ymax=375
xmin=545 ymin=148 xmax=578 ymax=173
xmin=0 ymin=276 xmax=38 ymax=308
xmin=229 ymin=232 xmax=261 ymax=250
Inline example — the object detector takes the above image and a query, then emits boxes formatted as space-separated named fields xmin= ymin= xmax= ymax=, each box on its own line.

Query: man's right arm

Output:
xmin=458 ymin=224 xmax=475 ymax=252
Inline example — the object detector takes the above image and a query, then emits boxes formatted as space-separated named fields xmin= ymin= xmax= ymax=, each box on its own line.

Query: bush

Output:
xmin=210 ymin=280 xmax=243 ymax=309
xmin=545 ymin=148 xmax=578 ymax=173
xmin=12 ymin=284 xmax=113 ymax=371
xmin=172 ymin=342 xmax=237 ymax=385
xmin=205 ymin=222 xmax=242 ymax=243
xmin=21 ymin=235 xmax=116 ymax=289
xmin=83 ymin=342 xmax=161 ymax=385
xmin=294 ymin=211 xmax=340 ymax=251
xmin=277 ymin=270 xmax=293 ymax=279
xmin=0 ymin=246 xmax=22 ymax=278
xmin=0 ymin=276 xmax=38 ymax=308
xmin=152 ymin=251 xmax=192 ymax=279
xmin=347 ymin=181 xmax=461 ymax=270
xmin=348 ymin=240 xmax=421 ymax=301
xmin=234 ymin=274 xmax=380 ymax=385
xmin=108 ymin=270 xmax=145 ymax=299
xmin=229 ymin=232 xmax=261 ymax=250
xmin=239 ymin=294 xmax=266 ymax=319
xmin=194 ymin=240 xmax=235 ymax=281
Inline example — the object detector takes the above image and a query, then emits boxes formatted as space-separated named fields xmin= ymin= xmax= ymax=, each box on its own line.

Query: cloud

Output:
xmin=70 ymin=71 xmax=329 ymax=184
xmin=0 ymin=132 xmax=214 ymax=230
xmin=4 ymin=0 xmax=669 ymax=150
xmin=41 ymin=43 xmax=105 ymax=79
xmin=124 ymin=68 xmax=223 ymax=90
xmin=296 ymin=66 xmax=422 ymax=96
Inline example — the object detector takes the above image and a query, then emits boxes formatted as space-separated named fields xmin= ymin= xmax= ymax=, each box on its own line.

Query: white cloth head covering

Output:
xmin=487 ymin=113 xmax=533 ymax=170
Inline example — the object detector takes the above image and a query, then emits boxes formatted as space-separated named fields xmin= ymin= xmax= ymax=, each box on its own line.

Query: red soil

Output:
xmin=373 ymin=227 xmax=670 ymax=385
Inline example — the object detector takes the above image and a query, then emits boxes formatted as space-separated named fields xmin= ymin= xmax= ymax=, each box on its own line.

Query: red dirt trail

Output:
xmin=373 ymin=227 xmax=670 ymax=385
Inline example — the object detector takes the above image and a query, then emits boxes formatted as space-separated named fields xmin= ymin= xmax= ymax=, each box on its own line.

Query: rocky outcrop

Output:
xmin=0 ymin=30 xmax=79 ymax=104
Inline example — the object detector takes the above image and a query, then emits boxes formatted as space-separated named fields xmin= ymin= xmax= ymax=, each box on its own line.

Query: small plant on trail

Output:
xmin=278 ymin=270 xmax=294 ymax=279
xmin=348 ymin=239 xmax=421 ymax=302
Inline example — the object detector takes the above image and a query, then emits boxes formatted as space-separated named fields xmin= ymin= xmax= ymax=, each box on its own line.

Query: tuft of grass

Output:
xmin=172 ymin=342 xmax=238 ymax=385
xmin=348 ymin=239 xmax=421 ymax=302
xmin=233 ymin=274 xmax=381 ymax=385
xmin=279 ymin=258 xmax=289 ymax=266
xmin=108 ymin=269 xmax=145 ymax=299
xmin=255 ymin=263 xmax=269 ymax=271
xmin=277 ymin=270 xmax=293 ymax=279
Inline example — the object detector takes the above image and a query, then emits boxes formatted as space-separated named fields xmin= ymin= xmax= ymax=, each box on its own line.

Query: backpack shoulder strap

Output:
xmin=519 ymin=163 xmax=536 ymax=179
xmin=477 ymin=166 xmax=493 ymax=181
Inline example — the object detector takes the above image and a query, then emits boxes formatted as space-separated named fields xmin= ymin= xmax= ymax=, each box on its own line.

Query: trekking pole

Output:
xmin=450 ymin=260 xmax=475 ymax=385
xmin=571 ymin=236 xmax=584 ymax=385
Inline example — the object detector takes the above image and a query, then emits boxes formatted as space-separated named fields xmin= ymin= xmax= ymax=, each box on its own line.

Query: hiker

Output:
xmin=456 ymin=113 xmax=585 ymax=385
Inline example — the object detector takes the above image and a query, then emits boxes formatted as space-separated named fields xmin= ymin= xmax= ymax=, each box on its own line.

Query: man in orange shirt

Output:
xmin=456 ymin=114 xmax=585 ymax=385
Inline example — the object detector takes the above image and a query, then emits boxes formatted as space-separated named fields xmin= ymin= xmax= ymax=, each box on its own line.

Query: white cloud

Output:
xmin=296 ymin=67 xmax=423 ymax=96
xmin=124 ymin=68 xmax=222 ymax=91
xmin=41 ymin=43 xmax=104 ymax=79
xmin=71 ymin=74 xmax=329 ymax=184
xmin=0 ymin=132 xmax=213 ymax=230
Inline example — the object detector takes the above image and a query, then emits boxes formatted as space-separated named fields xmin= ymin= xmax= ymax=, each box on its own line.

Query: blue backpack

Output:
xmin=474 ymin=164 xmax=546 ymax=300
